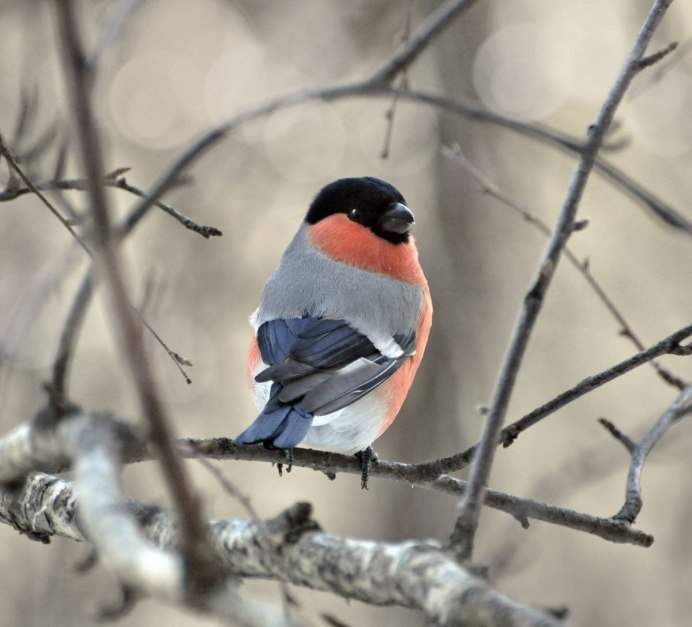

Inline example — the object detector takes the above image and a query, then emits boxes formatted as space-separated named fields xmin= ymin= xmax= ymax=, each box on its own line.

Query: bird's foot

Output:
xmin=276 ymin=448 xmax=294 ymax=477
xmin=356 ymin=446 xmax=378 ymax=490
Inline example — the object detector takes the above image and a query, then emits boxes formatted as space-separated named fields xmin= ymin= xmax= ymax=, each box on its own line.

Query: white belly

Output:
xmin=252 ymin=374 xmax=389 ymax=454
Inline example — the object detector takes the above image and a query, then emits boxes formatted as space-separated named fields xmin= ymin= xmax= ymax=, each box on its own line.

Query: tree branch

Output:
xmin=0 ymin=174 xmax=222 ymax=239
xmin=0 ymin=473 xmax=560 ymax=627
xmin=0 ymin=416 xmax=653 ymax=549
xmin=441 ymin=146 xmax=689 ymax=391
xmin=0 ymin=409 xmax=561 ymax=626
xmin=450 ymin=0 xmax=676 ymax=562
xmin=53 ymin=0 xmax=222 ymax=597
xmin=417 ymin=323 xmax=692 ymax=479
xmin=613 ymin=385 xmax=692 ymax=523
xmin=0 ymin=412 xmax=289 ymax=626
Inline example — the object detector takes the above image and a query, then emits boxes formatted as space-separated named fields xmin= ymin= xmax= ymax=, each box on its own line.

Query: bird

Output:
xmin=235 ymin=177 xmax=432 ymax=485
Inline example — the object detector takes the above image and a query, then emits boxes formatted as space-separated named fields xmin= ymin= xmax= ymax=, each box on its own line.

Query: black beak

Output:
xmin=380 ymin=202 xmax=415 ymax=234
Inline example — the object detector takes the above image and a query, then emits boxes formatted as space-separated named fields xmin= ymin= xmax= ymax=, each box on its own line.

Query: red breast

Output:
xmin=308 ymin=212 xmax=432 ymax=435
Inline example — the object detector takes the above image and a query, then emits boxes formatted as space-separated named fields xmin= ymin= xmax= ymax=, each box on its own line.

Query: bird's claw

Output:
xmin=356 ymin=446 xmax=377 ymax=489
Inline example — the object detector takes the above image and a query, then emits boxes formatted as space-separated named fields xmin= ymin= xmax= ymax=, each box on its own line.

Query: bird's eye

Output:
xmin=349 ymin=208 xmax=364 ymax=223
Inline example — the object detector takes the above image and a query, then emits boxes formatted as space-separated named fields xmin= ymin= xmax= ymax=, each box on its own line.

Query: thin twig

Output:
xmin=195 ymin=456 xmax=297 ymax=623
xmin=369 ymin=0 xmax=481 ymax=86
xmin=450 ymin=0 xmax=677 ymax=563
xmin=419 ymin=322 xmax=692 ymax=478
xmin=637 ymin=41 xmax=678 ymax=70
xmin=117 ymin=68 xmax=692 ymax=242
xmin=0 ymin=175 xmax=222 ymax=239
xmin=0 ymin=132 xmax=91 ymax=255
xmin=393 ymin=88 xmax=692 ymax=235
xmin=195 ymin=457 xmax=260 ymax=521
xmin=380 ymin=1 xmax=414 ymax=159
xmin=112 ymin=176 xmax=222 ymax=239
xmin=614 ymin=385 xmax=692 ymax=523
xmin=598 ymin=418 xmax=637 ymax=453
xmin=0 ymin=155 xmax=194 ymax=392
xmin=442 ymin=145 xmax=689 ymax=390
xmin=119 ymin=0 xmax=483 ymax=230
xmin=54 ymin=0 xmax=223 ymax=597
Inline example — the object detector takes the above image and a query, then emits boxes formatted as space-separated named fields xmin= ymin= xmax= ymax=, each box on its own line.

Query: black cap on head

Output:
xmin=305 ymin=177 xmax=414 ymax=245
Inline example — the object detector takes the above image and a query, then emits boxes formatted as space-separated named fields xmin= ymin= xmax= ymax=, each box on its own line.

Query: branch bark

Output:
xmin=0 ymin=470 xmax=560 ymax=627
xmin=0 ymin=412 xmax=289 ymax=626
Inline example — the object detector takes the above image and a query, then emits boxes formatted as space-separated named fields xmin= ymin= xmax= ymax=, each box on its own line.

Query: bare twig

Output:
xmin=119 ymin=0 xmax=483 ymax=230
xmin=54 ymin=0 xmax=222 ymax=597
xmin=0 ymin=132 xmax=90 ymax=255
xmin=614 ymin=385 xmax=692 ymax=523
xmin=195 ymin=457 xmax=297 ymax=623
xmin=442 ymin=145 xmax=689 ymax=390
xmin=394 ymin=88 xmax=692 ymax=235
xmin=195 ymin=457 xmax=260 ymax=522
xmin=498 ymin=323 xmax=692 ymax=447
xmin=450 ymin=0 xmax=677 ymax=563
xmin=629 ymin=37 xmax=692 ymax=98
xmin=369 ymin=0 xmax=481 ymax=86
xmin=637 ymin=41 xmax=678 ymax=70
xmin=116 ymin=26 xmax=692 ymax=242
xmin=112 ymin=176 xmax=223 ymax=239
xmin=0 ymin=174 xmax=222 ymax=239
xmin=598 ymin=418 xmax=637 ymax=453
xmin=420 ymin=322 xmax=692 ymax=478
xmin=380 ymin=0 xmax=414 ymax=159
xmin=177 ymin=441 xmax=654 ymax=548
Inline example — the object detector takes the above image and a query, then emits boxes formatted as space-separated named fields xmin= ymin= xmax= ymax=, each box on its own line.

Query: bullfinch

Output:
xmin=235 ymin=177 xmax=432 ymax=475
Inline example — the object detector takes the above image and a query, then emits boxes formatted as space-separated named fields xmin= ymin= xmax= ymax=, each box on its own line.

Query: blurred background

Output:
xmin=1 ymin=0 xmax=692 ymax=625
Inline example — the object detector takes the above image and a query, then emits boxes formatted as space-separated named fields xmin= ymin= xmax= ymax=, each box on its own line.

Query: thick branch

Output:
xmin=0 ymin=413 xmax=288 ymax=626
xmin=0 ymin=471 xmax=559 ymax=627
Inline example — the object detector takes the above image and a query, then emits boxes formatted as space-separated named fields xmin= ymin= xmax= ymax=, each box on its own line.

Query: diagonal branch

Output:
xmin=450 ymin=0 xmax=677 ymax=562
xmin=53 ymin=0 xmax=222 ymax=597
xmin=112 ymin=1 xmax=691 ymax=243
xmin=399 ymin=89 xmax=692 ymax=235
xmin=369 ymin=0 xmax=481 ymax=85
xmin=120 ymin=0 xmax=483 ymax=230
xmin=442 ymin=146 xmax=689 ymax=391
xmin=418 ymin=323 xmax=692 ymax=479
